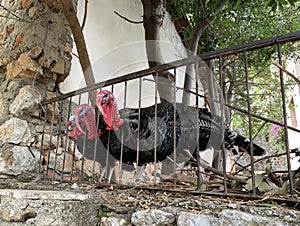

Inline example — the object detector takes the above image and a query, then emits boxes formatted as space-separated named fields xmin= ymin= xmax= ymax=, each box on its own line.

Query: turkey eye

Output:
xmin=101 ymin=94 xmax=108 ymax=105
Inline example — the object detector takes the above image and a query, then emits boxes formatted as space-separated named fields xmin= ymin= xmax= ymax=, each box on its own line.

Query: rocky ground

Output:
xmin=0 ymin=177 xmax=299 ymax=226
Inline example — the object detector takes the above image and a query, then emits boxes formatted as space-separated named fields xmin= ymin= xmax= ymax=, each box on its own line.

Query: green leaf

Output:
xmin=256 ymin=203 xmax=274 ymax=207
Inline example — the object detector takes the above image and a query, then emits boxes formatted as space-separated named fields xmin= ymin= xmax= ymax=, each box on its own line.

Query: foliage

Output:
xmin=166 ymin=0 xmax=300 ymax=53
xmin=166 ymin=0 xmax=300 ymax=150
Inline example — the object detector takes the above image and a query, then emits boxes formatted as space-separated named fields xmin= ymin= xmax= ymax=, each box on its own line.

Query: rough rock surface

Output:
xmin=0 ymin=145 xmax=40 ymax=176
xmin=0 ymin=117 xmax=34 ymax=145
xmin=0 ymin=186 xmax=298 ymax=226
xmin=131 ymin=209 xmax=175 ymax=225
xmin=9 ymin=85 xmax=42 ymax=117
xmin=0 ymin=0 xmax=74 ymax=180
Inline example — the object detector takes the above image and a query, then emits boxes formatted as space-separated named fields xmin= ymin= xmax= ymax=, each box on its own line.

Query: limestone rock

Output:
xmin=101 ymin=216 xmax=127 ymax=226
xmin=0 ymin=145 xmax=40 ymax=176
xmin=0 ymin=196 xmax=36 ymax=222
xmin=0 ymin=92 xmax=5 ymax=119
xmin=6 ymin=53 xmax=42 ymax=80
xmin=35 ymin=134 xmax=61 ymax=151
xmin=131 ymin=209 xmax=175 ymax=226
xmin=177 ymin=212 xmax=217 ymax=226
xmin=9 ymin=85 xmax=42 ymax=117
xmin=75 ymin=159 xmax=101 ymax=177
xmin=0 ymin=190 xmax=100 ymax=226
xmin=177 ymin=210 xmax=285 ymax=226
xmin=46 ymin=152 xmax=75 ymax=174
xmin=0 ymin=118 xmax=34 ymax=145
xmin=64 ymin=42 xmax=73 ymax=53
xmin=27 ymin=46 xmax=43 ymax=59
xmin=44 ymin=91 xmax=60 ymax=124
xmin=51 ymin=58 xmax=65 ymax=74
xmin=38 ymin=56 xmax=53 ymax=68
xmin=218 ymin=209 xmax=284 ymax=226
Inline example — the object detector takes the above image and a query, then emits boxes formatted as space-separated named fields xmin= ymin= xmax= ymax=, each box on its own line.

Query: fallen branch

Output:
xmin=167 ymin=148 xmax=247 ymax=184
xmin=266 ymin=167 xmax=282 ymax=187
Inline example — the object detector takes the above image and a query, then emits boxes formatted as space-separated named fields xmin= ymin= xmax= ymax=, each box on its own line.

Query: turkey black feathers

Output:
xmin=67 ymin=90 xmax=265 ymax=168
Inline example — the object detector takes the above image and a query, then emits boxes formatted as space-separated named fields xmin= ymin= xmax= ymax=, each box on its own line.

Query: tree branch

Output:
xmin=272 ymin=62 xmax=300 ymax=86
xmin=81 ymin=0 xmax=88 ymax=29
xmin=0 ymin=4 xmax=31 ymax=22
xmin=114 ymin=11 xmax=143 ymax=24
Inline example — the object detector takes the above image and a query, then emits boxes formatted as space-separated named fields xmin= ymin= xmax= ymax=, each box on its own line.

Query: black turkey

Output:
xmin=67 ymin=90 xmax=265 ymax=170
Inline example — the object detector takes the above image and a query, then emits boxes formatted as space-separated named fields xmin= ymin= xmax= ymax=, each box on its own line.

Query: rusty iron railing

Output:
xmin=41 ymin=31 xmax=300 ymax=201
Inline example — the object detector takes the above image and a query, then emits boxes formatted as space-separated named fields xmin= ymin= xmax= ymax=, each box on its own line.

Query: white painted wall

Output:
xmin=286 ymin=60 xmax=300 ymax=169
xmin=60 ymin=0 xmax=187 ymax=107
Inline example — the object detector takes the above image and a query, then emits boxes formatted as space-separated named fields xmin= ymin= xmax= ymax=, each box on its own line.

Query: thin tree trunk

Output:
xmin=182 ymin=0 xmax=228 ymax=105
xmin=141 ymin=0 xmax=175 ymax=103
xmin=182 ymin=20 xmax=209 ymax=105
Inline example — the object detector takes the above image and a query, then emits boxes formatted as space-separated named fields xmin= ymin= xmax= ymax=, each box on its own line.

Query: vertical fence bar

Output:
xmin=173 ymin=68 xmax=177 ymax=187
xmin=60 ymin=98 xmax=73 ymax=181
xmin=52 ymin=100 xmax=64 ymax=183
xmin=104 ymin=86 xmax=114 ymax=181
xmin=136 ymin=78 xmax=142 ymax=180
xmin=39 ymin=105 xmax=48 ymax=175
xmin=66 ymin=97 xmax=76 ymax=180
xmin=80 ymin=93 xmax=89 ymax=180
xmin=219 ymin=57 xmax=228 ymax=194
xmin=244 ymin=51 xmax=256 ymax=196
xmin=119 ymin=81 xmax=128 ymax=184
xmin=154 ymin=72 xmax=158 ymax=185
xmin=92 ymin=106 xmax=100 ymax=182
xmin=46 ymin=102 xmax=56 ymax=178
xmin=70 ymin=94 xmax=82 ymax=181
xmin=105 ymin=131 xmax=111 ymax=181
xmin=277 ymin=43 xmax=294 ymax=198
xmin=195 ymin=61 xmax=202 ymax=190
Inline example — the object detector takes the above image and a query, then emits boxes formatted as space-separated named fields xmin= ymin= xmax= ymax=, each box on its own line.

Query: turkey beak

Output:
xmin=66 ymin=116 xmax=75 ymax=130
xmin=96 ymin=94 xmax=108 ymax=119
xmin=66 ymin=120 xmax=72 ymax=130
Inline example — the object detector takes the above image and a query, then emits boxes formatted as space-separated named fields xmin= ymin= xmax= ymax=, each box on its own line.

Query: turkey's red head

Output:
xmin=96 ymin=90 xmax=124 ymax=130
xmin=66 ymin=104 xmax=97 ymax=140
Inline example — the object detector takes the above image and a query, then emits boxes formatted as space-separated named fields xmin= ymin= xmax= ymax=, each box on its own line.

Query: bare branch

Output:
xmin=114 ymin=11 xmax=143 ymax=24
xmin=0 ymin=4 xmax=31 ymax=23
xmin=81 ymin=0 xmax=88 ymax=29
xmin=272 ymin=62 xmax=300 ymax=86
xmin=199 ymin=0 xmax=212 ymax=30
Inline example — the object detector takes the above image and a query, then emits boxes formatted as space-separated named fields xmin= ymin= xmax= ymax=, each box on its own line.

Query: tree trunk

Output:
xmin=141 ymin=0 xmax=175 ymax=104
xmin=182 ymin=20 xmax=209 ymax=106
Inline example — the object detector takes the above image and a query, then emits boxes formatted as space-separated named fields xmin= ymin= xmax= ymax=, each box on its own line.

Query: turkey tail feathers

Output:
xmin=224 ymin=130 xmax=265 ymax=156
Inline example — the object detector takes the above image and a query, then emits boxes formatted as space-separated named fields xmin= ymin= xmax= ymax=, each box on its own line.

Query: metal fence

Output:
xmin=40 ymin=31 xmax=300 ymax=202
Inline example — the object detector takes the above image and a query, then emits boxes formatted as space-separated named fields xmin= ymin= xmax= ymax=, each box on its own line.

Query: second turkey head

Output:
xmin=66 ymin=104 xmax=97 ymax=140
xmin=96 ymin=90 xmax=124 ymax=130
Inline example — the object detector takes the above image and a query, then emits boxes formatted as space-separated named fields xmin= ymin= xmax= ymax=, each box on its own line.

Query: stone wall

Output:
xmin=0 ymin=0 xmax=73 ymax=178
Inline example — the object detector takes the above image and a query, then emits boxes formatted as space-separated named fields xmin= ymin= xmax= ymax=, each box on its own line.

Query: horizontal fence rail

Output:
xmin=40 ymin=32 xmax=300 ymax=201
